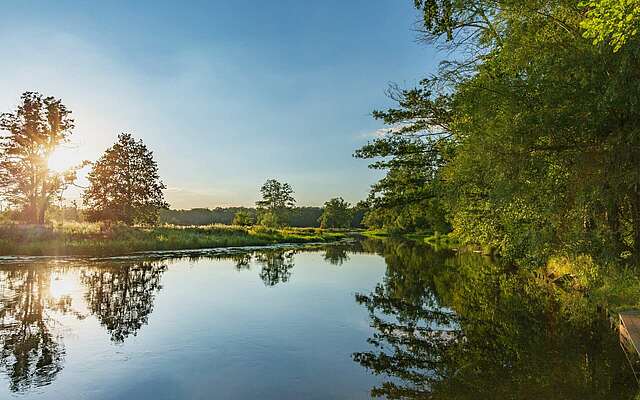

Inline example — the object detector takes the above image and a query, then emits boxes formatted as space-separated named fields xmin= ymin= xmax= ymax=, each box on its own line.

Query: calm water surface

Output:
xmin=0 ymin=239 xmax=637 ymax=399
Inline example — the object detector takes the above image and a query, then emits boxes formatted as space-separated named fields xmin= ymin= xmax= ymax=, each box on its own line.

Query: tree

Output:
xmin=232 ymin=210 xmax=254 ymax=226
xmin=0 ymin=92 xmax=75 ymax=224
xmin=83 ymin=133 xmax=168 ymax=225
xmin=350 ymin=200 xmax=370 ymax=228
xmin=356 ymin=0 xmax=640 ymax=263
xmin=580 ymin=0 xmax=640 ymax=51
xmin=255 ymin=179 xmax=295 ymax=227
xmin=258 ymin=211 xmax=281 ymax=228
xmin=318 ymin=197 xmax=353 ymax=229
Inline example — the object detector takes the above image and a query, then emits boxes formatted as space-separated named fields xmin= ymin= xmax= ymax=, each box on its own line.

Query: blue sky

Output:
xmin=0 ymin=0 xmax=439 ymax=208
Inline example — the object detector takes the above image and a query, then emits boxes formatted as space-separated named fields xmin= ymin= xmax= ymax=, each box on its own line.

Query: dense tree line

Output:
xmin=357 ymin=0 xmax=640 ymax=265
xmin=160 ymin=207 xmax=256 ymax=226
xmin=159 ymin=204 xmax=364 ymax=228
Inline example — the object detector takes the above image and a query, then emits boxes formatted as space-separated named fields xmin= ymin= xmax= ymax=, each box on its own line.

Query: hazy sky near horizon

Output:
xmin=0 ymin=0 xmax=439 ymax=209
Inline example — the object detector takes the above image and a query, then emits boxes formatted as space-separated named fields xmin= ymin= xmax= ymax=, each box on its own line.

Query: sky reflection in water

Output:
xmin=0 ymin=239 xmax=636 ymax=399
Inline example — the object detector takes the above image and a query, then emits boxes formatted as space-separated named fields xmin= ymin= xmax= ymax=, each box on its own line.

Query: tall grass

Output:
xmin=0 ymin=223 xmax=346 ymax=257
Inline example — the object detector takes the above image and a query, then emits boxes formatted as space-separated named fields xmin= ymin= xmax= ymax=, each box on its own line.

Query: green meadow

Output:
xmin=0 ymin=222 xmax=346 ymax=257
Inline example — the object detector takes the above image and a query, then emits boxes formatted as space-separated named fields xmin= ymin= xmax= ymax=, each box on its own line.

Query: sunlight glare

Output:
xmin=49 ymin=272 xmax=80 ymax=300
xmin=48 ymin=146 xmax=76 ymax=173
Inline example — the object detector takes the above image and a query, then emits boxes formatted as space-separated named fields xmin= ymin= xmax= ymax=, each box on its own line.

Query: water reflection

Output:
xmin=255 ymin=249 xmax=296 ymax=287
xmin=0 ymin=240 xmax=636 ymax=398
xmin=0 ymin=248 xmax=311 ymax=392
xmin=353 ymin=239 xmax=637 ymax=399
xmin=0 ymin=266 xmax=68 ymax=392
xmin=81 ymin=261 xmax=167 ymax=343
xmin=323 ymin=244 xmax=350 ymax=266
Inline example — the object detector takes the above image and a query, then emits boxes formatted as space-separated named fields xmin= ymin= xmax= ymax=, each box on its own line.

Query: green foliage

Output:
xmin=350 ymin=200 xmax=370 ymax=228
xmin=0 ymin=223 xmax=345 ymax=256
xmin=83 ymin=133 xmax=168 ymax=225
xmin=256 ymin=179 xmax=295 ymax=210
xmin=232 ymin=210 xmax=254 ymax=226
xmin=318 ymin=197 xmax=353 ymax=228
xmin=580 ymin=0 xmax=640 ymax=51
xmin=0 ymin=92 xmax=78 ymax=224
xmin=159 ymin=206 xmax=325 ymax=228
xmin=256 ymin=179 xmax=296 ymax=227
xmin=258 ymin=210 xmax=283 ymax=228
xmin=159 ymin=207 xmax=256 ymax=225
xmin=287 ymin=206 xmax=323 ymax=227
xmin=358 ymin=0 xmax=640 ymax=266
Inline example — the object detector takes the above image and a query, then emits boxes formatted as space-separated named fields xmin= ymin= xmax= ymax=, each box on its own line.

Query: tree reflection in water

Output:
xmin=0 ymin=265 xmax=69 ymax=392
xmin=80 ymin=261 xmax=167 ymax=343
xmin=353 ymin=239 xmax=637 ymax=400
xmin=0 ymin=259 xmax=169 ymax=391
xmin=231 ymin=253 xmax=253 ymax=271
xmin=0 ymin=240 xmax=634 ymax=398
xmin=323 ymin=244 xmax=350 ymax=266
xmin=255 ymin=249 xmax=296 ymax=286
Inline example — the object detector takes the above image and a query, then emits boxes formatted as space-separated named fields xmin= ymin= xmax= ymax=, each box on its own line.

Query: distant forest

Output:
xmin=159 ymin=206 xmax=365 ymax=228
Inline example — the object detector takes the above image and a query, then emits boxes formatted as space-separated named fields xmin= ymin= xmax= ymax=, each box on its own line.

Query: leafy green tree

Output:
xmin=258 ymin=210 xmax=282 ymax=228
xmin=580 ymin=0 xmax=640 ymax=51
xmin=357 ymin=0 xmax=640 ymax=263
xmin=0 ymin=92 xmax=76 ymax=224
xmin=318 ymin=197 xmax=353 ymax=228
xmin=349 ymin=200 xmax=370 ymax=228
xmin=83 ymin=133 xmax=168 ymax=225
xmin=232 ymin=210 xmax=254 ymax=226
xmin=255 ymin=179 xmax=295 ymax=227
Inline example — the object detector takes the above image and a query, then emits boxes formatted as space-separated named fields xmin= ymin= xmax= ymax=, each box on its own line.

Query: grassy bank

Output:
xmin=0 ymin=223 xmax=346 ymax=257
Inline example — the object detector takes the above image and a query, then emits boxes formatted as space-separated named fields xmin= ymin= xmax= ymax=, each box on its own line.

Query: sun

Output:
xmin=48 ymin=145 xmax=78 ymax=173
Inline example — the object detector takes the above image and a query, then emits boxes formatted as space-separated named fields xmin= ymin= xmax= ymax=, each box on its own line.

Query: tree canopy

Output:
xmin=318 ymin=197 xmax=353 ymax=229
xmin=232 ymin=210 xmax=254 ymax=226
xmin=83 ymin=133 xmax=168 ymax=225
xmin=0 ymin=92 xmax=77 ymax=224
xmin=357 ymin=0 xmax=640 ymax=265
xmin=580 ymin=0 xmax=640 ymax=51
xmin=256 ymin=179 xmax=296 ymax=227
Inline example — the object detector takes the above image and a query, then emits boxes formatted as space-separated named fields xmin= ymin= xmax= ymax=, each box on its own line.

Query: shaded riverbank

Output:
xmin=0 ymin=223 xmax=347 ymax=257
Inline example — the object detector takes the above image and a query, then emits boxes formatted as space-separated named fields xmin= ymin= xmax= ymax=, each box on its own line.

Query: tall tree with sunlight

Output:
xmin=0 ymin=92 xmax=76 ymax=224
xmin=83 ymin=133 xmax=168 ymax=225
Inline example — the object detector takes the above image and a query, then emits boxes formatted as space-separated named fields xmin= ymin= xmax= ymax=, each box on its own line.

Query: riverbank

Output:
xmin=362 ymin=229 xmax=462 ymax=251
xmin=0 ymin=223 xmax=347 ymax=257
